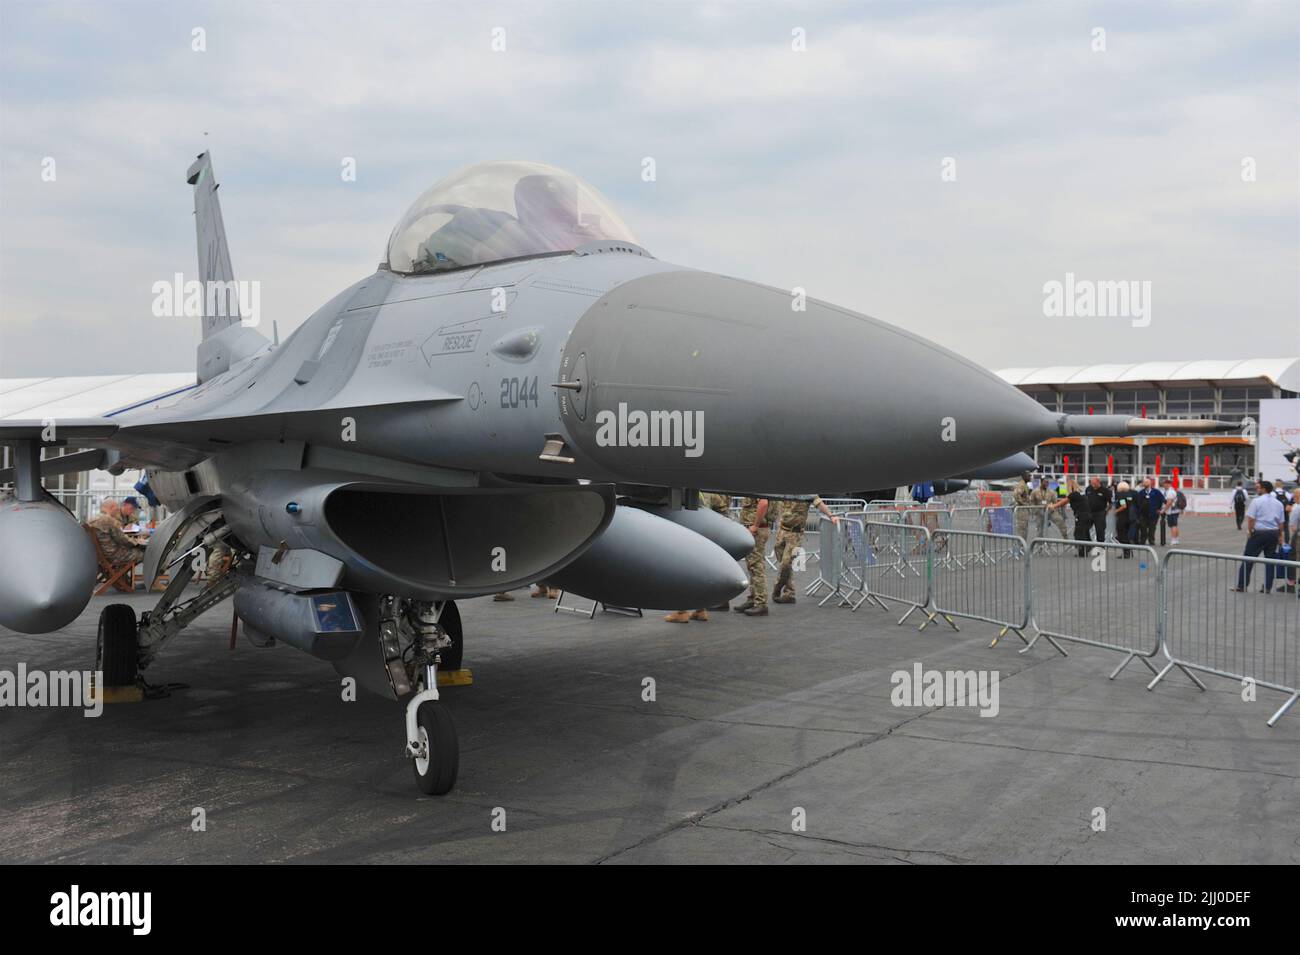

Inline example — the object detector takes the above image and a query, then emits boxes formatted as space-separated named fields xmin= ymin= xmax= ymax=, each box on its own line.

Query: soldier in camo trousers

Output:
xmin=734 ymin=496 xmax=770 ymax=616
xmin=771 ymin=495 xmax=839 ymax=604
xmin=1033 ymin=480 xmax=1069 ymax=540
xmin=1012 ymin=472 xmax=1037 ymax=540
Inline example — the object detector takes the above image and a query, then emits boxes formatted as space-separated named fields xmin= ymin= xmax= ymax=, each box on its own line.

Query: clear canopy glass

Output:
xmin=386 ymin=161 xmax=639 ymax=274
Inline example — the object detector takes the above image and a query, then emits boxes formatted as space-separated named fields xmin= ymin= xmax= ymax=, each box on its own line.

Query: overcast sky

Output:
xmin=1 ymin=0 xmax=1297 ymax=378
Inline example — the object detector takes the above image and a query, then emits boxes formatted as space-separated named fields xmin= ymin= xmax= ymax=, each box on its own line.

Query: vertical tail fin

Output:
xmin=186 ymin=151 xmax=240 ymax=338
xmin=187 ymin=150 xmax=268 ymax=383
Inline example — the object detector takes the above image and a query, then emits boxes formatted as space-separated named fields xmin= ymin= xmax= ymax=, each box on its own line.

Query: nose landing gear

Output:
xmin=407 ymin=669 xmax=459 ymax=795
xmin=397 ymin=600 xmax=461 ymax=795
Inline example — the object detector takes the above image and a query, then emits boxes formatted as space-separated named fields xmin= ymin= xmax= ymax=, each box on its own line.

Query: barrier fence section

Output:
xmin=802 ymin=512 xmax=870 ymax=607
xmin=821 ymin=498 xmax=868 ymax=514
xmin=854 ymin=520 xmax=931 ymax=624
xmin=804 ymin=515 xmax=840 ymax=602
xmin=834 ymin=513 xmax=870 ymax=607
xmin=947 ymin=506 xmax=987 ymax=533
xmin=803 ymin=499 xmax=866 ymax=566
xmin=927 ymin=530 xmax=1030 ymax=646
xmin=1024 ymin=539 xmax=1192 ymax=685
xmin=1156 ymin=548 xmax=1300 ymax=725
xmin=899 ymin=505 xmax=949 ymax=534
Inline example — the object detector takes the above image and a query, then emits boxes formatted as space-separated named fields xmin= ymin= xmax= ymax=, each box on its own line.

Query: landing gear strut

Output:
xmin=394 ymin=599 xmax=460 ymax=795
xmin=407 ymin=664 xmax=459 ymax=795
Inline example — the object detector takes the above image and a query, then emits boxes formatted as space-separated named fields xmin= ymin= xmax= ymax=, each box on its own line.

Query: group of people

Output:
xmin=1014 ymin=472 xmax=1187 ymax=558
xmin=663 ymin=492 xmax=840 ymax=623
xmin=1232 ymin=478 xmax=1297 ymax=594
xmin=489 ymin=492 xmax=841 ymax=622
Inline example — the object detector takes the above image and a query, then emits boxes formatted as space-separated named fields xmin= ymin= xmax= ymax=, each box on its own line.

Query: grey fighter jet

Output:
xmin=0 ymin=155 xmax=1236 ymax=794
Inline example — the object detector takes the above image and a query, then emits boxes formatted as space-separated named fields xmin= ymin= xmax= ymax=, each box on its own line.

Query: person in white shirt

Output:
xmin=1160 ymin=478 xmax=1183 ymax=545
xmin=1233 ymin=481 xmax=1286 ymax=592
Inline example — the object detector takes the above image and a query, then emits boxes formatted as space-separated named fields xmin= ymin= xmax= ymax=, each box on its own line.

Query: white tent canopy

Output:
xmin=0 ymin=373 xmax=196 ymax=419
xmin=996 ymin=357 xmax=1300 ymax=391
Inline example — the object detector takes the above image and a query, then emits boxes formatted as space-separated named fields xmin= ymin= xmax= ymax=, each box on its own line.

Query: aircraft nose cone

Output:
xmin=558 ymin=270 xmax=1052 ymax=492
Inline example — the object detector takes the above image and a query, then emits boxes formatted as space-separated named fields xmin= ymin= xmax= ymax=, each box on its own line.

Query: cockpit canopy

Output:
xmin=385 ymin=161 xmax=640 ymax=274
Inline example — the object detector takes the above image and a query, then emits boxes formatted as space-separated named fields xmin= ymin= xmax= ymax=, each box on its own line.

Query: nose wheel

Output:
xmin=410 ymin=698 xmax=459 ymax=795
xmin=392 ymin=601 xmax=462 ymax=795
xmin=404 ymin=654 xmax=459 ymax=795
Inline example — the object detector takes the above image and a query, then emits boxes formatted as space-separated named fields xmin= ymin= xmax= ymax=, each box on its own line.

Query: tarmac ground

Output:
xmin=1 ymin=512 xmax=1296 ymax=863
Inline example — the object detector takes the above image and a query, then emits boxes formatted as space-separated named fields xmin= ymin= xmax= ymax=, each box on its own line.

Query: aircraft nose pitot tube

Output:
xmin=0 ymin=499 xmax=97 ymax=633
xmin=556 ymin=270 xmax=1054 ymax=493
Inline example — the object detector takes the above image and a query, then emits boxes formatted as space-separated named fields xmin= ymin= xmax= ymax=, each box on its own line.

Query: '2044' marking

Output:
xmin=500 ymin=376 xmax=539 ymax=409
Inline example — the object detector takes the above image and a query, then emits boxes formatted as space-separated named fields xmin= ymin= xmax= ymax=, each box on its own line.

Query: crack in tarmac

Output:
xmin=698 ymin=822 xmax=975 ymax=863
xmin=590 ymin=649 xmax=1061 ymax=864
xmin=591 ymin=706 xmax=939 ymax=864
xmin=892 ymin=731 xmax=1300 ymax=780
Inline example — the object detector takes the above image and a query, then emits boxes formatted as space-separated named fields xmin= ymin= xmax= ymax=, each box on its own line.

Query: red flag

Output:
xmin=1173 ymin=467 xmax=1181 ymax=488
xmin=1063 ymin=455 xmax=1070 ymax=475
xmin=1107 ymin=454 xmax=1114 ymax=476
xmin=1203 ymin=456 xmax=1210 ymax=476
xmin=1154 ymin=454 xmax=1161 ymax=476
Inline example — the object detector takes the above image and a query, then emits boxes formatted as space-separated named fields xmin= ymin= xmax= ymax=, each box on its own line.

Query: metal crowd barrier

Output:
xmin=947 ymin=506 xmax=987 ymax=533
xmin=820 ymin=498 xmax=867 ymax=514
xmin=1155 ymin=548 xmax=1300 ymax=725
xmin=790 ymin=507 xmax=1300 ymax=726
xmin=1024 ymin=539 xmax=1189 ymax=685
xmin=853 ymin=520 xmax=931 ymax=624
xmin=927 ymin=529 xmax=1030 ymax=646
xmin=899 ymin=505 xmax=949 ymax=533
xmin=801 ymin=512 xmax=870 ymax=607
xmin=803 ymin=528 xmax=833 ymax=597
xmin=805 ymin=514 xmax=850 ymax=605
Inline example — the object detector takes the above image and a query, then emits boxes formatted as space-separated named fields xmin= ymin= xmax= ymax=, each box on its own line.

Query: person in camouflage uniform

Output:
xmin=1033 ymin=480 xmax=1069 ymax=539
xmin=1012 ymin=472 xmax=1037 ymax=540
xmin=87 ymin=500 xmax=146 ymax=575
xmin=771 ymin=494 xmax=839 ymax=604
xmin=701 ymin=491 xmax=731 ymax=517
xmin=734 ymin=496 xmax=770 ymax=615
xmin=206 ymin=542 xmax=234 ymax=581
xmin=665 ymin=492 xmax=734 ymax=623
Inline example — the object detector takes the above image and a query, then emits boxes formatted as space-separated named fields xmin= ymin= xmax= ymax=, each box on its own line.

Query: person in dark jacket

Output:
xmin=1140 ymin=478 xmax=1163 ymax=546
xmin=1067 ymin=479 xmax=1092 ymax=556
xmin=1232 ymin=481 xmax=1248 ymax=530
xmin=1084 ymin=476 xmax=1109 ymax=546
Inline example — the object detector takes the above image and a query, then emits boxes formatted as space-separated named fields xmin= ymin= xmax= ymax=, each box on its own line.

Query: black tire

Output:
xmin=412 ymin=701 xmax=459 ymax=795
xmin=439 ymin=600 xmax=463 ymax=671
xmin=97 ymin=604 xmax=139 ymax=688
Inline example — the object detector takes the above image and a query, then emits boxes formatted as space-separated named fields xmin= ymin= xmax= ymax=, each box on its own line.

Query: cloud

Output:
xmin=1 ymin=0 xmax=1296 ymax=377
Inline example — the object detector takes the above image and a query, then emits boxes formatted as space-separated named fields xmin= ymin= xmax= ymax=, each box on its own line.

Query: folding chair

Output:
xmin=86 ymin=524 xmax=137 ymax=595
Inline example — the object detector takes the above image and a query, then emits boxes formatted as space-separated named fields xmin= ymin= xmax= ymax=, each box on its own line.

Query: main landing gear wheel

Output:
xmin=96 ymin=604 xmax=139 ymax=688
xmin=412 ymin=701 xmax=459 ymax=795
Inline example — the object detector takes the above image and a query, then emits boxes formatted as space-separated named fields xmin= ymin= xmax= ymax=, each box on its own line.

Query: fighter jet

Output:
xmin=0 ymin=155 xmax=1237 ymax=794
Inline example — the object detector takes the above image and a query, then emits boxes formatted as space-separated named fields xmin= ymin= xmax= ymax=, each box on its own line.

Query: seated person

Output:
xmin=87 ymin=500 xmax=146 ymax=569
xmin=118 ymin=495 xmax=145 ymax=532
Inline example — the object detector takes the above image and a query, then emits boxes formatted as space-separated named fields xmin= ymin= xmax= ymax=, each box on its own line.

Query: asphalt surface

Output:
xmin=1 ymin=512 xmax=1296 ymax=864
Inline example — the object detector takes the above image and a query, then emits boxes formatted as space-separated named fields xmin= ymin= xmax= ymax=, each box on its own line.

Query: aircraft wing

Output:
xmin=0 ymin=418 xmax=119 ymax=442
